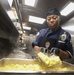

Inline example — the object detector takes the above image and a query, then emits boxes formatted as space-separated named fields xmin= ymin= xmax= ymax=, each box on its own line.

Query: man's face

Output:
xmin=46 ymin=15 xmax=60 ymax=31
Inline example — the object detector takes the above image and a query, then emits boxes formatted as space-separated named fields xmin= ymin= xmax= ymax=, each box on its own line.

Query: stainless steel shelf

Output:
xmin=0 ymin=0 xmax=19 ymax=43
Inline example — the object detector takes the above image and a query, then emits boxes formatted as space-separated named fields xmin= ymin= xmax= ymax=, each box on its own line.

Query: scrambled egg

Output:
xmin=0 ymin=63 xmax=71 ymax=71
xmin=38 ymin=52 xmax=62 ymax=67
xmin=0 ymin=64 xmax=42 ymax=71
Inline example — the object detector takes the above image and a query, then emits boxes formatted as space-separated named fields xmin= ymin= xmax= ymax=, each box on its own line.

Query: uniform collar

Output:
xmin=46 ymin=26 xmax=61 ymax=36
xmin=48 ymin=26 xmax=61 ymax=32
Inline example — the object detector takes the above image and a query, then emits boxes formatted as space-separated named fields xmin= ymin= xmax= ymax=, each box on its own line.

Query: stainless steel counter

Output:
xmin=0 ymin=58 xmax=74 ymax=75
xmin=64 ymin=56 xmax=74 ymax=64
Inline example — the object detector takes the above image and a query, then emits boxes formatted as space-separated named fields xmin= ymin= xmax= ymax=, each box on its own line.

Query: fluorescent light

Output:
xmin=23 ymin=26 xmax=31 ymax=30
xmin=61 ymin=2 xmax=74 ymax=16
xmin=7 ymin=0 xmax=13 ymax=7
xmin=29 ymin=16 xmax=45 ymax=24
xmin=7 ymin=10 xmax=16 ymax=20
xmin=25 ymin=0 xmax=37 ymax=7
xmin=62 ymin=26 xmax=74 ymax=31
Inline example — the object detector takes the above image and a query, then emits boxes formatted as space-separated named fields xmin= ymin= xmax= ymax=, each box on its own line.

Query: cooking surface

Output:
xmin=0 ymin=58 xmax=74 ymax=72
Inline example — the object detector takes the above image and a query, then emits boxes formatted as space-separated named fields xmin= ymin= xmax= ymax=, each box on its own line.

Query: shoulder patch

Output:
xmin=60 ymin=32 xmax=67 ymax=41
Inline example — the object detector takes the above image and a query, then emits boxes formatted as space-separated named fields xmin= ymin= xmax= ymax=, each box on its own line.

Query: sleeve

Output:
xmin=65 ymin=32 xmax=73 ymax=57
xmin=32 ymin=29 xmax=44 ymax=48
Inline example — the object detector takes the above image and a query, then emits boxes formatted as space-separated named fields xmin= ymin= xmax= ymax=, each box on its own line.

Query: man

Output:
xmin=32 ymin=8 xmax=73 ymax=60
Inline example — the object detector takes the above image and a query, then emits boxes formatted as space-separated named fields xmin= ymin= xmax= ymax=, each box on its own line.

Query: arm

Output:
xmin=63 ymin=33 xmax=73 ymax=58
xmin=58 ymin=49 xmax=70 ymax=59
xmin=59 ymin=32 xmax=73 ymax=59
xmin=32 ymin=29 xmax=46 ymax=50
xmin=51 ymin=32 xmax=73 ymax=59
xmin=51 ymin=47 xmax=70 ymax=59
xmin=32 ymin=30 xmax=43 ymax=53
xmin=34 ymin=46 xmax=42 ymax=52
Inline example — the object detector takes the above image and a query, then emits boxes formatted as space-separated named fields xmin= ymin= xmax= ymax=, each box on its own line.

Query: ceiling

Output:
xmin=12 ymin=0 xmax=74 ymax=35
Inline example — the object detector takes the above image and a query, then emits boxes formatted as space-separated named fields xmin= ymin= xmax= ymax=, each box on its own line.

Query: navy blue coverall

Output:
xmin=32 ymin=26 xmax=73 ymax=57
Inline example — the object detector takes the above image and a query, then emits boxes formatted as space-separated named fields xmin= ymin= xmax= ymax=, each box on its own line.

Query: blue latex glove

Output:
xmin=50 ymin=47 xmax=60 ymax=55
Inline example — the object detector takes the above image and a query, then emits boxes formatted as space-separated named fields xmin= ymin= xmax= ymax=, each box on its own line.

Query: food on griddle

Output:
xmin=0 ymin=63 xmax=72 ymax=71
xmin=0 ymin=64 xmax=42 ymax=71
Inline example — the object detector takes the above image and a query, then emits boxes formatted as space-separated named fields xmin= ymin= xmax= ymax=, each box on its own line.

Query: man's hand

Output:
xmin=50 ymin=47 xmax=60 ymax=55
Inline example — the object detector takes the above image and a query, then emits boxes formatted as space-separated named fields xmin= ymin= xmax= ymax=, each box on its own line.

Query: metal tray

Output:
xmin=0 ymin=58 xmax=74 ymax=75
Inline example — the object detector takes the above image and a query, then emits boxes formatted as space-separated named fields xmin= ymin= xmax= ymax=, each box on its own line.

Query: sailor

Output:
xmin=32 ymin=8 xmax=73 ymax=60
